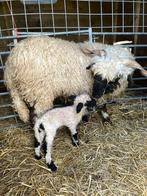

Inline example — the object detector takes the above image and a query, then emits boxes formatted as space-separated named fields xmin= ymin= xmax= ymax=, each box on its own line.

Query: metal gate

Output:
xmin=0 ymin=0 xmax=147 ymax=126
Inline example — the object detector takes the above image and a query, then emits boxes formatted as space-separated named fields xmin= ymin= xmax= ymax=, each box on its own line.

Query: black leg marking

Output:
xmin=47 ymin=160 xmax=57 ymax=172
xmin=35 ymin=154 xmax=42 ymax=160
xmin=42 ymin=141 xmax=47 ymax=154
xmin=99 ymin=104 xmax=112 ymax=124
xmin=71 ymin=133 xmax=79 ymax=146
xmin=34 ymin=138 xmax=41 ymax=159
xmin=39 ymin=123 xmax=45 ymax=131
xmin=34 ymin=137 xmax=40 ymax=148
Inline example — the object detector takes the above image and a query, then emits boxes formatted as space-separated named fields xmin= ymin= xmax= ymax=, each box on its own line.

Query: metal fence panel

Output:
xmin=0 ymin=0 xmax=146 ymax=125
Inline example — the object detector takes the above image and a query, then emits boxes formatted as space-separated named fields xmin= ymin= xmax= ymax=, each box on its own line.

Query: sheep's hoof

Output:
xmin=71 ymin=133 xmax=79 ymax=146
xmin=102 ymin=117 xmax=112 ymax=125
xmin=47 ymin=160 xmax=57 ymax=172
xmin=35 ymin=155 xmax=42 ymax=160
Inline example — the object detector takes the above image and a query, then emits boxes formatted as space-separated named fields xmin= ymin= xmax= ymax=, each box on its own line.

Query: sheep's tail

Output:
xmin=123 ymin=60 xmax=147 ymax=76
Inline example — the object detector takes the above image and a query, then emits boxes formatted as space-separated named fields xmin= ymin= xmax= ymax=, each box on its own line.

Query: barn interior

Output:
xmin=0 ymin=0 xmax=147 ymax=195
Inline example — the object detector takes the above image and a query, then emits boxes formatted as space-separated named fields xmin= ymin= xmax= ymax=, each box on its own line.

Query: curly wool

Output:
xmin=4 ymin=36 xmax=140 ymax=122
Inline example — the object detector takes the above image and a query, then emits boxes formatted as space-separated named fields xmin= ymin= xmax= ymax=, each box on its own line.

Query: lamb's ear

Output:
xmin=76 ymin=103 xmax=84 ymax=113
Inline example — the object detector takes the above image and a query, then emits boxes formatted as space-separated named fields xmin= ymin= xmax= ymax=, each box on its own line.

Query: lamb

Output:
xmin=4 ymin=36 xmax=147 ymax=123
xmin=33 ymin=93 xmax=96 ymax=171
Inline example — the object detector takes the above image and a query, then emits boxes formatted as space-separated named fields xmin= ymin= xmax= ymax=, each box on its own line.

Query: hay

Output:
xmin=0 ymin=101 xmax=147 ymax=195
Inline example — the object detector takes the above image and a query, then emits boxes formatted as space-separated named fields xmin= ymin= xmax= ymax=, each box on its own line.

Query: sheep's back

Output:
xmin=5 ymin=36 xmax=93 ymax=107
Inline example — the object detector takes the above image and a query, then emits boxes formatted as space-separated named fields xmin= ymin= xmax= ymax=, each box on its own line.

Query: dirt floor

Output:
xmin=0 ymin=101 xmax=147 ymax=196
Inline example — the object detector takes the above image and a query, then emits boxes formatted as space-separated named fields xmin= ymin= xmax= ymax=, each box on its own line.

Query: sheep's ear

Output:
xmin=76 ymin=103 xmax=84 ymax=113
xmin=80 ymin=45 xmax=106 ymax=57
xmin=80 ymin=46 xmax=93 ymax=55
xmin=124 ymin=60 xmax=147 ymax=76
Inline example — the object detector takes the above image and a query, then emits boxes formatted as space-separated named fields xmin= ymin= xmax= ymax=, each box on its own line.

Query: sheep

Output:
xmin=33 ymin=93 xmax=96 ymax=171
xmin=86 ymin=47 xmax=147 ymax=98
xmin=4 ymin=36 xmax=147 ymax=123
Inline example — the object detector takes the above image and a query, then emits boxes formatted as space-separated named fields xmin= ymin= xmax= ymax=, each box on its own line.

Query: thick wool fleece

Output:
xmin=4 ymin=36 xmax=142 ymax=122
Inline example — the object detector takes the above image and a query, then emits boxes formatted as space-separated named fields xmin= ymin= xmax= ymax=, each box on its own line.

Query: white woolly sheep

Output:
xmin=86 ymin=47 xmax=147 ymax=97
xmin=4 ymin=36 xmax=147 ymax=123
xmin=33 ymin=93 xmax=96 ymax=171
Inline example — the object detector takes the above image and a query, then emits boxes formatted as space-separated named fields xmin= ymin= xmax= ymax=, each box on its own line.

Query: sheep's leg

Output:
xmin=45 ymin=130 xmax=57 ymax=172
xmin=99 ymin=104 xmax=111 ymax=123
xmin=34 ymin=124 xmax=45 ymax=159
xmin=70 ymin=127 xmax=79 ymax=146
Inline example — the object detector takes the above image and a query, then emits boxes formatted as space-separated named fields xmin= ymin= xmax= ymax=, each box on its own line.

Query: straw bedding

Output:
xmin=0 ymin=101 xmax=147 ymax=195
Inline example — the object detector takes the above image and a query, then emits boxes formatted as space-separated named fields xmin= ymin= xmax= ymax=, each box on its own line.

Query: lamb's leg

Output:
xmin=45 ymin=129 xmax=57 ymax=172
xmin=99 ymin=104 xmax=111 ymax=123
xmin=34 ymin=123 xmax=45 ymax=159
xmin=70 ymin=127 xmax=79 ymax=146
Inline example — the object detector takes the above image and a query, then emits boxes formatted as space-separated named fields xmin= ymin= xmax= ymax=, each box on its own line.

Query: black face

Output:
xmin=104 ymin=77 xmax=120 ymax=94
xmin=92 ymin=74 xmax=121 ymax=98
xmin=92 ymin=74 xmax=107 ymax=98
xmin=85 ymin=98 xmax=97 ymax=111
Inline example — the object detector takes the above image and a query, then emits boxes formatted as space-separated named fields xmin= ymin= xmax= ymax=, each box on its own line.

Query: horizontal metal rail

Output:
xmin=0 ymin=29 xmax=90 ymax=40
xmin=0 ymin=114 xmax=18 ymax=120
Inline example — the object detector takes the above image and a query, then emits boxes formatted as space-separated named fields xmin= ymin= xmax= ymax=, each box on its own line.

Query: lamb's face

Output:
xmin=74 ymin=94 xmax=96 ymax=113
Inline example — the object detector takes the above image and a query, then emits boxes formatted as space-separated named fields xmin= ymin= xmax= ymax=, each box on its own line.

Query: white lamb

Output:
xmin=34 ymin=93 xmax=96 ymax=171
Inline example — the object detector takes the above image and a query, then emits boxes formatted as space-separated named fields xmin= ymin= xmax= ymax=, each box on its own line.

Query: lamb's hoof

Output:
xmin=102 ymin=117 xmax=112 ymax=125
xmin=35 ymin=155 xmax=42 ymax=160
xmin=72 ymin=140 xmax=79 ymax=146
xmin=82 ymin=115 xmax=89 ymax=123
xmin=71 ymin=133 xmax=79 ymax=147
xmin=47 ymin=160 xmax=57 ymax=172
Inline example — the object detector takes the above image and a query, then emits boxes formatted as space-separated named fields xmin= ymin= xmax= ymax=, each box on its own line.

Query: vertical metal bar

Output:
xmin=113 ymin=1 xmax=119 ymax=42
xmin=0 ymin=27 xmax=2 ymax=37
xmin=111 ymin=0 xmax=114 ymax=33
xmin=12 ymin=29 xmax=17 ymax=45
xmin=88 ymin=0 xmax=91 ymax=28
xmin=23 ymin=0 xmax=28 ymax=32
xmin=122 ymin=0 xmax=124 ymax=32
xmin=133 ymin=0 xmax=135 ymax=32
xmin=9 ymin=0 xmax=15 ymax=30
xmin=38 ymin=0 xmax=43 ymax=32
xmin=88 ymin=27 xmax=92 ymax=43
xmin=100 ymin=0 xmax=103 ymax=33
xmin=50 ymin=0 xmax=55 ymax=34
xmin=142 ymin=0 xmax=144 ymax=32
xmin=63 ymin=0 xmax=68 ymax=35
xmin=134 ymin=1 xmax=141 ymax=55
xmin=76 ymin=0 xmax=80 ymax=36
